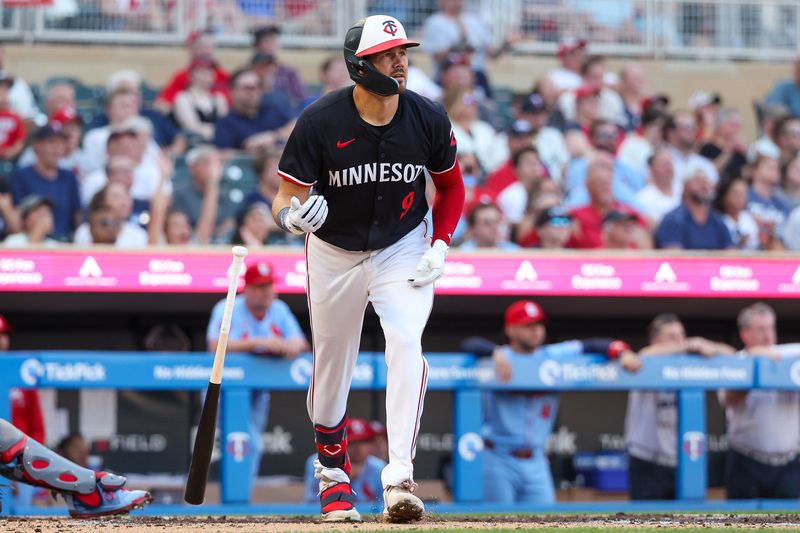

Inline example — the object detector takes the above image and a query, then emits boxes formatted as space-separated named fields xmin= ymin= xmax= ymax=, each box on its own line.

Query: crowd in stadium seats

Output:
xmin=1 ymin=1 xmax=800 ymax=251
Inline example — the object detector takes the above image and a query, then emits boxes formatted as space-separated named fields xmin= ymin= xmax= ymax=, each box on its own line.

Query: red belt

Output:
xmin=484 ymin=440 xmax=534 ymax=459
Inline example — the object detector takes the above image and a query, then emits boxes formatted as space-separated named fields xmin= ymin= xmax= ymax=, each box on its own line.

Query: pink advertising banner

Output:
xmin=1 ymin=250 xmax=800 ymax=298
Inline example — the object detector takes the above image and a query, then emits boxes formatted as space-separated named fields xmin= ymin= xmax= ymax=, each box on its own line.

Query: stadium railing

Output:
xmin=0 ymin=1 xmax=797 ymax=61
xmin=1 ymin=351 xmax=799 ymax=516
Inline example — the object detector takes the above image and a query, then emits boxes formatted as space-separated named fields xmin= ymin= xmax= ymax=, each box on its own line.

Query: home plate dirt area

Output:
xmin=5 ymin=513 xmax=800 ymax=533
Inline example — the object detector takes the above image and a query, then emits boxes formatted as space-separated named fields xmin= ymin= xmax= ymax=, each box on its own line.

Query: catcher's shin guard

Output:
xmin=0 ymin=418 xmax=102 ymax=495
xmin=0 ymin=418 xmax=152 ymax=516
xmin=315 ymin=415 xmax=350 ymax=475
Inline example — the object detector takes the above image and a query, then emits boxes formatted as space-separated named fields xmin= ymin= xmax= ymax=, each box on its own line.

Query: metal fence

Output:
xmin=0 ymin=0 xmax=797 ymax=60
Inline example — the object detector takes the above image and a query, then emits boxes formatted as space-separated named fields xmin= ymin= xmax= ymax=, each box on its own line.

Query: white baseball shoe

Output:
xmin=383 ymin=480 xmax=424 ymax=523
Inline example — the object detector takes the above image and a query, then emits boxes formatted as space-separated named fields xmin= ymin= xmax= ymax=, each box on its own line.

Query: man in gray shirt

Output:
xmin=719 ymin=302 xmax=800 ymax=499
xmin=625 ymin=313 xmax=733 ymax=499
xmin=171 ymin=145 xmax=236 ymax=242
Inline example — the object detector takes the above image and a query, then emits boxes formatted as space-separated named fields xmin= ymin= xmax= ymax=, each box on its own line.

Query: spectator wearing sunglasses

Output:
xmin=531 ymin=207 xmax=573 ymax=249
xmin=75 ymin=183 xmax=147 ymax=247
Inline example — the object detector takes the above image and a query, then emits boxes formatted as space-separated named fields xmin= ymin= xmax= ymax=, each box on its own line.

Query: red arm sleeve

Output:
xmin=24 ymin=390 xmax=45 ymax=443
xmin=428 ymin=162 xmax=465 ymax=246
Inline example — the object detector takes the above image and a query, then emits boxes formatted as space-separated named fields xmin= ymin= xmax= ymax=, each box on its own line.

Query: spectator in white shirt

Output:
xmin=618 ymin=105 xmax=669 ymax=179
xmin=444 ymin=88 xmax=505 ymax=173
xmin=783 ymin=203 xmax=800 ymax=251
xmin=74 ymin=182 xmax=147 ymax=248
xmin=558 ymin=56 xmax=625 ymax=127
xmin=747 ymin=103 xmax=787 ymax=165
xmin=547 ymin=37 xmax=587 ymax=92
xmin=497 ymin=146 xmax=548 ymax=227
xmin=713 ymin=176 xmax=759 ymax=251
xmin=82 ymin=88 xmax=140 ymax=173
xmin=663 ymin=110 xmax=719 ymax=189
xmin=0 ymin=45 xmax=43 ymax=124
xmin=635 ymin=148 xmax=680 ymax=224
xmin=516 ymin=93 xmax=569 ymax=184
xmin=3 ymin=195 xmax=60 ymax=247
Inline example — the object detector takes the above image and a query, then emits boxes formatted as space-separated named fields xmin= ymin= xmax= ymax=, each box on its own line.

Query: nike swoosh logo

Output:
xmin=337 ymin=138 xmax=355 ymax=149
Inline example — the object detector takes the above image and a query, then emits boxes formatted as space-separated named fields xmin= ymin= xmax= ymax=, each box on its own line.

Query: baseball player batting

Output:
xmin=272 ymin=15 xmax=464 ymax=522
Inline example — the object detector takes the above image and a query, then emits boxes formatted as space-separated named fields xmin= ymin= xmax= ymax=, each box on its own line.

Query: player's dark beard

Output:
xmin=392 ymin=69 xmax=407 ymax=93
xmin=516 ymin=338 xmax=538 ymax=352
xmin=689 ymin=191 xmax=713 ymax=206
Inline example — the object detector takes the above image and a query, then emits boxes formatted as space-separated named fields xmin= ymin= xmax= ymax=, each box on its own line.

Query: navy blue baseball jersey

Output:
xmin=278 ymin=86 xmax=457 ymax=252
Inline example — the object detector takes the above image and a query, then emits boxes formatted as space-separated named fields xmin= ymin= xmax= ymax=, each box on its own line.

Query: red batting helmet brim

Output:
xmin=355 ymin=38 xmax=419 ymax=57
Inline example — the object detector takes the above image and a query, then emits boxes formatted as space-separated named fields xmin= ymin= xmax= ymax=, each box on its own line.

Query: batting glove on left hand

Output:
xmin=408 ymin=239 xmax=448 ymax=288
xmin=285 ymin=195 xmax=328 ymax=235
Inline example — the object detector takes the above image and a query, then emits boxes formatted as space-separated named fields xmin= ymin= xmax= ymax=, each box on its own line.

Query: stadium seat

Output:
xmin=304 ymin=83 xmax=322 ymax=97
xmin=76 ymin=107 xmax=97 ymax=131
xmin=30 ymin=84 xmax=42 ymax=108
xmin=43 ymin=76 xmax=101 ymax=108
xmin=222 ymin=155 xmax=258 ymax=206
xmin=0 ymin=160 xmax=14 ymax=177
xmin=171 ymin=155 xmax=189 ymax=184
xmin=752 ymin=100 xmax=765 ymax=130
xmin=140 ymin=84 xmax=160 ymax=107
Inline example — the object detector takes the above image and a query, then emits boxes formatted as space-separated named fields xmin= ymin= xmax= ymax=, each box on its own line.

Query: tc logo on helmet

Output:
xmin=382 ymin=20 xmax=398 ymax=36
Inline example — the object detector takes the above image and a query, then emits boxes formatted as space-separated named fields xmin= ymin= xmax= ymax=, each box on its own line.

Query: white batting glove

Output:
xmin=285 ymin=195 xmax=328 ymax=235
xmin=408 ymin=239 xmax=448 ymax=288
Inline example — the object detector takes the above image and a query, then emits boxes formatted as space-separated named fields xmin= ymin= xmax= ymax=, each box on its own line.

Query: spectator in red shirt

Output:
xmin=155 ymin=31 xmax=229 ymax=113
xmin=0 ymin=73 xmax=25 ymax=161
xmin=569 ymin=153 xmax=646 ymax=249
xmin=1 ymin=313 xmax=46 ymax=506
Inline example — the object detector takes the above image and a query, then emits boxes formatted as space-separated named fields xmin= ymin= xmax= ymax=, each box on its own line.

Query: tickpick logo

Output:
xmin=790 ymin=361 xmax=800 ymax=386
xmin=457 ymin=432 xmax=484 ymax=461
xmin=20 ymin=358 xmax=45 ymax=386
xmin=290 ymin=358 xmax=313 ymax=385
xmin=538 ymin=359 xmax=561 ymax=386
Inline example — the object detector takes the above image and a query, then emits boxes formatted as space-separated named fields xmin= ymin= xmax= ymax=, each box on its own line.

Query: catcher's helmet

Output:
xmin=343 ymin=15 xmax=419 ymax=97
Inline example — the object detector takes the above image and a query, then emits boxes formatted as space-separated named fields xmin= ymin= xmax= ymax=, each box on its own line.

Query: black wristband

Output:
xmin=277 ymin=207 xmax=291 ymax=232
xmin=582 ymin=338 xmax=614 ymax=356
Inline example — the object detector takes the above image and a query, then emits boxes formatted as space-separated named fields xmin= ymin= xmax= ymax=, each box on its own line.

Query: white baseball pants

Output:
xmin=305 ymin=221 xmax=432 ymax=488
